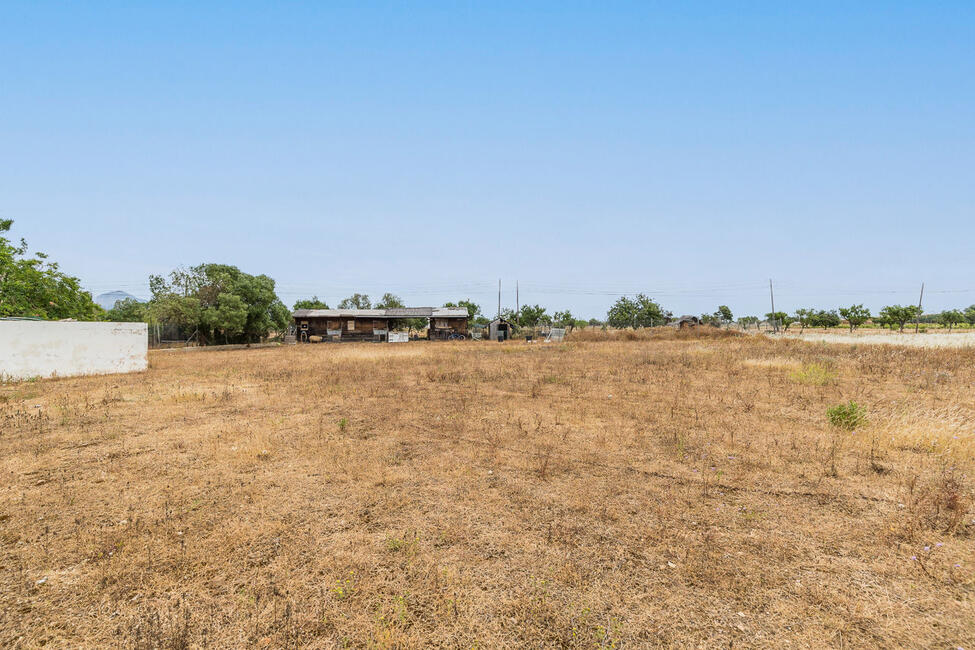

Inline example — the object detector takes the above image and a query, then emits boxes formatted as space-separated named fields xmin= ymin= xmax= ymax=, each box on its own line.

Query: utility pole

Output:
xmin=915 ymin=282 xmax=924 ymax=333
xmin=769 ymin=278 xmax=777 ymax=332
xmin=516 ymin=281 xmax=520 ymax=325
xmin=497 ymin=279 xmax=502 ymax=320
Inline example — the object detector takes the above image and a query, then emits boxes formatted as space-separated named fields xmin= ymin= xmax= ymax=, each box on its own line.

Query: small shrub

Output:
xmin=827 ymin=401 xmax=867 ymax=431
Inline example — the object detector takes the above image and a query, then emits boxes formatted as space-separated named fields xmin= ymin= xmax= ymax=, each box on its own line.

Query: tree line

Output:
xmin=760 ymin=304 xmax=975 ymax=332
xmin=6 ymin=220 xmax=975 ymax=340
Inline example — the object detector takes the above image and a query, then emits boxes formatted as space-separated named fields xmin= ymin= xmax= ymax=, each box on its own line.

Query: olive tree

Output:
xmin=937 ymin=309 xmax=965 ymax=331
xmin=838 ymin=304 xmax=871 ymax=332
xmin=878 ymin=305 xmax=921 ymax=332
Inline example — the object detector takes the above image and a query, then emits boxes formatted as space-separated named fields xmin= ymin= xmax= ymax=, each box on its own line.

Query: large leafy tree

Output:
xmin=293 ymin=296 xmax=329 ymax=310
xmin=938 ymin=309 xmax=965 ymax=331
xmin=964 ymin=305 xmax=975 ymax=326
xmin=838 ymin=304 xmax=871 ymax=331
xmin=606 ymin=297 xmax=637 ymax=328
xmin=103 ymin=297 xmax=147 ymax=322
xmin=338 ymin=293 xmax=371 ymax=309
xmin=518 ymin=304 xmax=551 ymax=328
xmin=443 ymin=299 xmax=480 ymax=320
xmin=0 ymin=219 xmax=102 ymax=320
xmin=553 ymin=309 xmax=576 ymax=329
xmin=607 ymin=294 xmax=668 ymax=329
xmin=714 ymin=305 xmax=733 ymax=324
xmin=810 ymin=309 xmax=841 ymax=329
xmin=148 ymin=264 xmax=289 ymax=344
xmin=793 ymin=308 xmax=814 ymax=332
xmin=878 ymin=304 xmax=921 ymax=332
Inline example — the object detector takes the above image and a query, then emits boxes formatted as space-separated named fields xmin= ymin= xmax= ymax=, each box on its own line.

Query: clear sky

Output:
xmin=2 ymin=2 xmax=973 ymax=319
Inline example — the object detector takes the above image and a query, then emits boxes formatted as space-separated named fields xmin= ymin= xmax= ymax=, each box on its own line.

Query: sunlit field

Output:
xmin=2 ymin=329 xmax=973 ymax=647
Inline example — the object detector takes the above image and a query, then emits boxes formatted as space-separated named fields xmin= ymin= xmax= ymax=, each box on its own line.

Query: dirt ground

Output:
xmin=1 ymin=329 xmax=973 ymax=647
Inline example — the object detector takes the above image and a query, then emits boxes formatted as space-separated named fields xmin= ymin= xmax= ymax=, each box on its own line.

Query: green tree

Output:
xmin=878 ymin=305 xmax=921 ymax=332
xmin=810 ymin=309 xmax=841 ymax=329
xmin=765 ymin=311 xmax=791 ymax=331
xmin=937 ymin=309 xmax=965 ymax=331
xmin=714 ymin=305 xmax=733 ymax=324
xmin=634 ymin=294 xmax=668 ymax=327
xmin=148 ymin=264 xmax=289 ymax=344
xmin=838 ymin=304 xmax=871 ymax=332
xmin=443 ymin=299 xmax=480 ymax=320
xmin=587 ymin=318 xmax=604 ymax=327
xmin=553 ymin=309 xmax=576 ymax=329
xmin=607 ymin=296 xmax=638 ymax=329
xmin=519 ymin=304 xmax=550 ymax=328
xmin=737 ymin=315 xmax=759 ymax=330
xmin=607 ymin=294 xmax=668 ymax=328
xmin=338 ymin=293 xmax=371 ymax=309
xmin=103 ymin=297 xmax=146 ymax=322
xmin=793 ymin=308 xmax=814 ymax=333
xmin=0 ymin=219 xmax=102 ymax=320
xmin=964 ymin=305 xmax=975 ymax=326
xmin=373 ymin=293 xmax=404 ymax=309
xmin=293 ymin=296 xmax=329 ymax=310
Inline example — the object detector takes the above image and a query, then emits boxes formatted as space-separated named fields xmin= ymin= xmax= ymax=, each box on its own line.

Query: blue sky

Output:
xmin=2 ymin=2 xmax=973 ymax=319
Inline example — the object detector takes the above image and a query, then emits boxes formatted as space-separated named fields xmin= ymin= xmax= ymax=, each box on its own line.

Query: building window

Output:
xmin=435 ymin=319 xmax=448 ymax=329
xmin=347 ymin=320 xmax=355 ymax=331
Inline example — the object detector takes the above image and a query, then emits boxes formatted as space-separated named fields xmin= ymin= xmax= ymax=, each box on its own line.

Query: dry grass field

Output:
xmin=2 ymin=329 xmax=974 ymax=648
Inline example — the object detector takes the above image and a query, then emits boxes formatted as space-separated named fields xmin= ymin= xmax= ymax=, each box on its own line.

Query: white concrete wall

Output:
xmin=0 ymin=321 xmax=148 ymax=380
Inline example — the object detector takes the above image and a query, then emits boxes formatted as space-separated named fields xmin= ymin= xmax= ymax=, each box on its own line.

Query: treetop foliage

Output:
xmin=338 ymin=293 xmax=371 ymax=309
xmin=104 ymin=297 xmax=146 ymax=322
xmin=443 ymin=299 xmax=481 ymax=320
xmin=838 ymin=304 xmax=871 ymax=331
xmin=0 ymin=219 xmax=102 ymax=320
xmin=607 ymin=294 xmax=669 ymax=329
xmin=293 ymin=296 xmax=329 ymax=310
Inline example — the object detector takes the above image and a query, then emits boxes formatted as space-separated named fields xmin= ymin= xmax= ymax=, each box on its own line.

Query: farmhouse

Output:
xmin=293 ymin=307 xmax=468 ymax=342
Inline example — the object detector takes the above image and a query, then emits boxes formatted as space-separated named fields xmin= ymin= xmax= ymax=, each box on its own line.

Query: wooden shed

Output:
xmin=293 ymin=309 xmax=390 ymax=342
xmin=428 ymin=308 xmax=470 ymax=340
xmin=488 ymin=317 xmax=514 ymax=341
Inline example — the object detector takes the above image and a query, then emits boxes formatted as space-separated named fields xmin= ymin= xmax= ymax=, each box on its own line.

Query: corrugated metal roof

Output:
xmin=432 ymin=308 xmax=470 ymax=318
xmin=293 ymin=309 xmax=385 ymax=318
xmin=293 ymin=307 xmax=469 ymax=319
xmin=384 ymin=307 xmax=434 ymax=317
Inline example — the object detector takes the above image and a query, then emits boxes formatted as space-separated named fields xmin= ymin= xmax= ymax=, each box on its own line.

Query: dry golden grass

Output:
xmin=1 ymin=329 xmax=974 ymax=647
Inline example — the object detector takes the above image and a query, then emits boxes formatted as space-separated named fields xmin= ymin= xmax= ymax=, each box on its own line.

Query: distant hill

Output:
xmin=95 ymin=291 xmax=142 ymax=311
